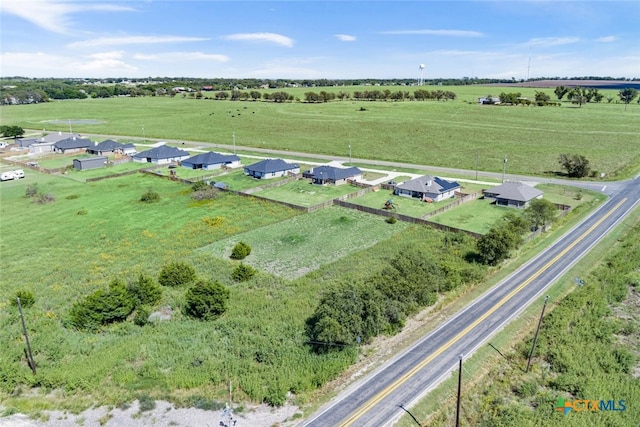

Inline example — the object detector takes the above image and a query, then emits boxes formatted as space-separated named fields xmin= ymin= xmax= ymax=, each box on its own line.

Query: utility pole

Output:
xmin=502 ymin=155 xmax=508 ymax=183
xmin=232 ymin=131 xmax=236 ymax=155
xmin=526 ymin=295 xmax=550 ymax=373
xmin=348 ymin=143 xmax=352 ymax=164
xmin=17 ymin=298 xmax=36 ymax=375
xmin=141 ymin=125 xmax=146 ymax=141
xmin=455 ymin=354 xmax=463 ymax=427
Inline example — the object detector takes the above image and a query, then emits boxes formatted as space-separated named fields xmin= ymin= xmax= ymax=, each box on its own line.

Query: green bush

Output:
xmin=133 ymin=306 xmax=151 ymax=326
xmin=128 ymin=274 xmax=162 ymax=306
xmin=68 ymin=278 xmax=136 ymax=331
xmin=230 ymin=241 xmax=252 ymax=260
xmin=231 ymin=263 xmax=256 ymax=282
xmin=184 ymin=280 xmax=230 ymax=320
xmin=158 ymin=262 xmax=196 ymax=287
xmin=191 ymin=180 xmax=209 ymax=192
xmin=386 ymin=215 xmax=397 ymax=224
xmin=25 ymin=183 xmax=38 ymax=198
xmin=12 ymin=290 xmax=35 ymax=308
xmin=140 ymin=188 xmax=160 ymax=203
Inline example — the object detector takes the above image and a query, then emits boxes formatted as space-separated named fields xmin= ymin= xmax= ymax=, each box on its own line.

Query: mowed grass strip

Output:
xmin=200 ymin=206 xmax=409 ymax=279
xmin=254 ymin=179 xmax=360 ymax=205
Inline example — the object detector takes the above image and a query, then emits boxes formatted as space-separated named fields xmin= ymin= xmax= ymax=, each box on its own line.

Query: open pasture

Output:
xmin=2 ymin=85 xmax=638 ymax=178
xmin=200 ymin=206 xmax=409 ymax=279
xmin=254 ymin=179 xmax=359 ymax=206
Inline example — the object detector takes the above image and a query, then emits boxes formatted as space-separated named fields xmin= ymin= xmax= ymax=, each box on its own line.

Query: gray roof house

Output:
xmin=304 ymin=165 xmax=362 ymax=185
xmin=394 ymin=175 xmax=460 ymax=202
xmin=244 ymin=159 xmax=300 ymax=179
xmin=132 ymin=145 xmax=190 ymax=164
xmin=73 ymin=156 xmax=108 ymax=171
xmin=87 ymin=139 xmax=124 ymax=155
xmin=483 ymin=181 xmax=543 ymax=208
xmin=53 ymin=137 xmax=93 ymax=154
xmin=26 ymin=132 xmax=81 ymax=153
xmin=181 ymin=152 xmax=241 ymax=170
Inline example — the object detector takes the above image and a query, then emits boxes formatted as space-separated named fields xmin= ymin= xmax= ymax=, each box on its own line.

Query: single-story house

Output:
xmin=87 ymin=139 xmax=134 ymax=156
xmin=304 ymin=165 xmax=362 ymax=185
xmin=132 ymin=145 xmax=190 ymax=164
xmin=483 ymin=181 xmax=543 ymax=208
xmin=244 ymin=158 xmax=300 ymax=179
xmin=52 ymin=137 xmax=93 ymax=154
xmin=26 ymin=132 xmax=81 ymax=153
xmin=73 ymin=156 xmax=108 ymax=171
xmin=394 ymin=175 xmax=460 ymax=202
xmin=117 ymin=143 xmax=137 ymax=155
xmin=181 ymin=152 xmax=241 ymax=170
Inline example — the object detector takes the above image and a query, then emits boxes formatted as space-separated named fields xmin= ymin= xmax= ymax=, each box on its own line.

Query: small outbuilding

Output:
xmin=73 ymin=156 xmax=108 ymax=171
xmin=244 ymin=158 xmax=300 ymax=179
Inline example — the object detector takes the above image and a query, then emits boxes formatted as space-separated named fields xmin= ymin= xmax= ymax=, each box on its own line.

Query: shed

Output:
xmin=73 ymin=156 xmax=108 ymax=171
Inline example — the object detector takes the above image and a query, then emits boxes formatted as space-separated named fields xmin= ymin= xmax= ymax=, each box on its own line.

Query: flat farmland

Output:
xmin=254 ymin=179 xmax=359 ymax=205
xmin=200 ymin=206 xmax=409 ymax=279
xmin=2 ymin=85 xmax=638 ymax=178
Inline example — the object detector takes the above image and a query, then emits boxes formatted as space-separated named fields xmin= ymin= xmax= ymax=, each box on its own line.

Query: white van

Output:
xmin=0 ymin=171 xmax=16 ymax=181
xmin=12 ymin=169 xmax=25 ymax=179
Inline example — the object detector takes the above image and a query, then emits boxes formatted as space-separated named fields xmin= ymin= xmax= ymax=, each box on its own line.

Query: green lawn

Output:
xmin=200 ymin=206 xmax=409 ymax=279
xmin=255 ymin=179 xmax=360 ymax=206
xmin=3 ymin=89 xmax=638 ymax=179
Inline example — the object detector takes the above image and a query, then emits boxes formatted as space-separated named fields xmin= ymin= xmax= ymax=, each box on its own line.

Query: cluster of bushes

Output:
xmin=306 ymin=233 xmax=486 ymax=351
xmin=191 ymin=181 xmax=220 ymax=200
xmin=140 ymin=188 xmax=160 ymax=203
xmin=67 ymin=262 xmax=231 ymax=330
xmin=25 ymin=183 xmax=55 ymax=204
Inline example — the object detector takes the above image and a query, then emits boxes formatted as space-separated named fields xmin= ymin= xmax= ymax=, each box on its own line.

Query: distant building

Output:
xmin=73 ymin=156 xmax=108 ymax=170
xmin=394 ymin=175 xmax=460 ymax=202
xmin=483 ymin=181 xmax=543 ymax=208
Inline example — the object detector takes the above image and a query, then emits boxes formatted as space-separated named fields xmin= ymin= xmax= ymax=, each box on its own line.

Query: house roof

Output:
xmin=133 ymin=145 xmax=190 ymax=160
xmin=183 ymin=151 xmax=240 ymax=165
xmin=309 ymin=165 xmax=361 ymax=181
xmin=245 ymin=158 xmax=299 ymax=173
xmin=40 ymin=132 xmax=80 ymax=144
xmin=53 ymin=137 xmax=93 ymax=150
xmin=92 ymin=139 xmax=123 ymax=151
xmin=396 ymin=175 xmax=460 ymax=194
xmin=486 ymin=181 xmax=543 ymax=202
xmin=75 ymin=156 xmax=108 ymax=163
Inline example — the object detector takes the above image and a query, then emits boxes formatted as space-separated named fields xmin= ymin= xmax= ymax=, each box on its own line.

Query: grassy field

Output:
xmin=2 ymin=85 xmax=639 ymax=179
xmin=254 ymin=179 xmax=359 ymax=206
xmin=200 ymin=206 xmax=410 ymax=279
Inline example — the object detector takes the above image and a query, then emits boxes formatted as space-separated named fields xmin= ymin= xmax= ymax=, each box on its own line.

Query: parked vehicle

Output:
xmin=13 ymin=169 xmax=25 ymax=179
xmin=1 ymin=171 xmax=16 ymax=181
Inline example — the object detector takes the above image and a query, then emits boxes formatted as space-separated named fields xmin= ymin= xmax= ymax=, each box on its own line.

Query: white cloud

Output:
xmin=595 ymin=35 xmax=617 ymax=43
xmin=69 ymin=36 xmax=209 ymax=48
xmin=133 ymin=52 xmax=229 ymax=62
xmin=334 ymin=34 xmax=356 ymax=42
xmin=380 ymin=29 xmax=484 ymax=37
xmin=526 ymin=37 xmax=581 ymax=48
xmin=0 ymin=0 xmax=134 ymax=34
xmin=74 ymin=51 xmax=137 ymax=72
xmin=222 ymin=32 xmax=294 ymax=47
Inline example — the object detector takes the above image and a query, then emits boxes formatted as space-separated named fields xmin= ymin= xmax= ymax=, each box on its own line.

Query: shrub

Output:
xmin=184 ymin=280 xmax=230 ymax=320
xmin=25 ymin=183 xmax=39 ymax=198
xmin=158 ymin=262 xmax=196 ymax=287
xmin=128 ymin=274 xmax=162 ymax=306
xmin=68 ymin=278 xmax=136 ymax=330
xmin=191 ymin=180 xmax=209 ymax=192
xmin=140 ymin=188 xmax=160 ymax=203
xmin=12 ymin=290 xmax=35 ymax=308
xmin=35 ymin=193 xmax=55 ymax=204
xmin=77 ymin=209 xmax=88 ymax=215
xmin=232 ymin=263 xmax=256 ymax=282
xmin=133 ymin=306 xmax=151 ymax=326
xmin=386 ymin=215 xmax=397 ymax=224
xmin=192 ymin=187 xmax=220 ymax=201
xmin=230 ymin=241 xmax=251 ymax=260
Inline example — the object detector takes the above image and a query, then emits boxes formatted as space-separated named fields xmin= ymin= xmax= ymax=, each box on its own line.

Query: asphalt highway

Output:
xmin=303 ymin=177 xmax=639 ymax=426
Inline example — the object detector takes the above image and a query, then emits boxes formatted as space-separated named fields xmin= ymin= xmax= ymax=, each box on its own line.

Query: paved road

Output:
xmin=303 ymin=178 xmax=639 ymax=426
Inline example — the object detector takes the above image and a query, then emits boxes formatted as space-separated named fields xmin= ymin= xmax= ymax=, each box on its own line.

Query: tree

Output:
xmin=158 ymin=262 xmax=196 ymax=287
xmin=128 ymin=274 xmax=162 ymax=306
xmin=567 ymin=87 xmax=586 ymax=107
xmin=0 ymin=125 xmax=25 ymax=138
xmin=558 ymin=154 xmax=591 ymax=178
xmin=534 ymin=91 xmax=551 ymax=106
xmin=184 ymin=280 xmax=230 ymax=320
xmin=618 ymin=88 xmax=638 ymax=110
xmin=524 ymin=198 xmax=557 ymax=231
xmin=476 ymin=227 xmax=514 ymax=266
xmin=554 ymin=86 xmax=569 ymax=101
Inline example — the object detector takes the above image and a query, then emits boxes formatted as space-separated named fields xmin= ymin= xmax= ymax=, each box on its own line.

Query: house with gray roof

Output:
xmin=53 ymin=137 xmax=93 ymax=154
xmin=483 ymin=181 xmax=543 ymax=208
xmin=181 ymin=152 xmax=241 ymax=170
xmin=132 ymin=145 xmax=190 ymax=164
xmin=244 ymin=158 xmax=300 ymax=179
xmin=394 ymin=175 xmax=460 ymax=202
xmin=26 ymin=132 xmax=81 ymax=153
xmin=304 ymin=165 xmax=362 ymax=185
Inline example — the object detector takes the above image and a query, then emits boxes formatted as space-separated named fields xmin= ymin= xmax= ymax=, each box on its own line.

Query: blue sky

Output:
xmin=1 ymin=1 xmax=638 ymax=79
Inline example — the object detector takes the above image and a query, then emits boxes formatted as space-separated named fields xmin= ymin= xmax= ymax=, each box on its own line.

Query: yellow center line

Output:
xmin=341 ymin=198 xmax=626 ymax=426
